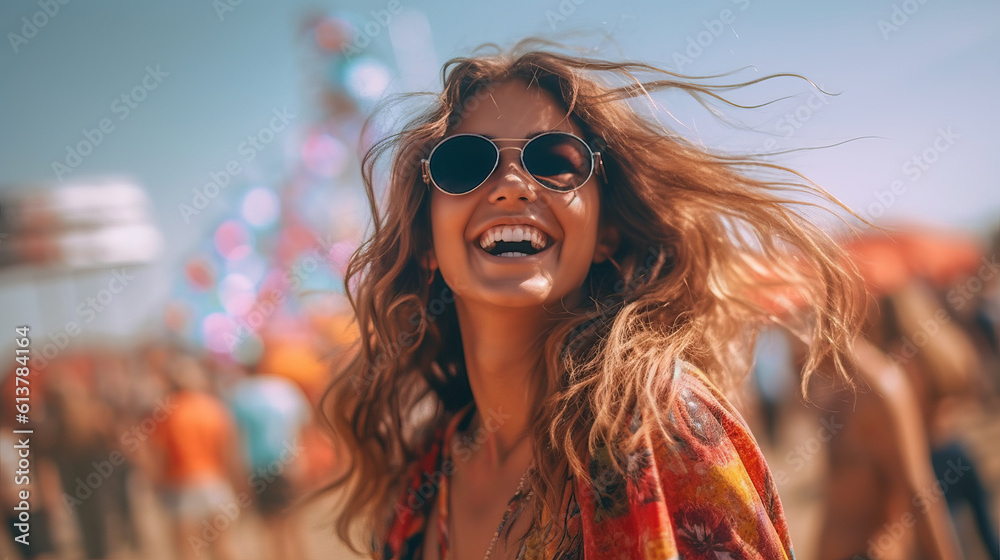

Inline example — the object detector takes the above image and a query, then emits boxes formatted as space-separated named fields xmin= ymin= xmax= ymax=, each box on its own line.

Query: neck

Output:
xmin=453 ymin=298 xmax=552 ymax=469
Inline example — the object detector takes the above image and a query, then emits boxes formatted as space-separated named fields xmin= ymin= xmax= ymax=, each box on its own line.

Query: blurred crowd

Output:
xmin=745 ymin=228 xmax=1000 ymax=559
xmin=1 ymin=226 xmax=998 ymax=560
xmin=1 ymin=337 xmax=343 ymax=560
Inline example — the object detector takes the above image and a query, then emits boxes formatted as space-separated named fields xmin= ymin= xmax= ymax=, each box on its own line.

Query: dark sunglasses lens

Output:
xmin=428 ymin=135 xmax=497 ymax=194
xmin=523 ymin=134 xmax=593 ymax=191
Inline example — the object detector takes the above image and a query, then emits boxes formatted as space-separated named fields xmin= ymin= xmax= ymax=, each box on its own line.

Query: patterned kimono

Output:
xmin=382 ymin=361 xmax=795 ymax=559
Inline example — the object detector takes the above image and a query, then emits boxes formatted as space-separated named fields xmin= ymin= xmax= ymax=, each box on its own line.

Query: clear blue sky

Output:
xmin=1 ymin=0 xmax=998 ymax=338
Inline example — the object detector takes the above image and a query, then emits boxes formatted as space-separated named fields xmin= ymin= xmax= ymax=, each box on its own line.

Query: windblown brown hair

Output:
xmin=319 ymin=38 xmax=865 ymax=557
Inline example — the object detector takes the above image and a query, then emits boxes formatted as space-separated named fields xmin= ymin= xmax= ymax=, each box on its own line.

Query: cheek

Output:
xmin=429 ymin=195 xmax=472 ymax=256
xmin=562 ymin=189 xmax=602 ymax=253
xmin=428 ymin=198 xmax=444 ymax=246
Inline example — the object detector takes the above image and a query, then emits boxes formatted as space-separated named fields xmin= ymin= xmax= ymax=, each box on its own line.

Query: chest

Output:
xmin=421 ymin=470 xmax=535 ymax=560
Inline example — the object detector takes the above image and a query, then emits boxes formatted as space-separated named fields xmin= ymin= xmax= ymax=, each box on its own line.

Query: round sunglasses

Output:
xmin=420 ymin=131 xmax=605 ymax=195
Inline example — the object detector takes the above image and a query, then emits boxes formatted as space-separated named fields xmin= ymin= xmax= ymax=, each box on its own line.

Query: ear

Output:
xmin=592 ymin=222 xmax=621 ymax=264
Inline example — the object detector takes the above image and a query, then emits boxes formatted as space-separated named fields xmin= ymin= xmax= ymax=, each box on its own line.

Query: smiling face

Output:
xmin=425 ymin=79 xmax=618 ymax=311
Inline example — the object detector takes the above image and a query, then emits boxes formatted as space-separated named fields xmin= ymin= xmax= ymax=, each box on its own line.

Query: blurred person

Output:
xmin=90 ymin=350 xmax=141 ymax=554
xmin=955 ymin=227 xmax=1000 ymax=397
xmin=1 ymin=430 xmax=57 ymax=560
xmin=883 ymin=282 xmax=999 ymax=559
xmin=227 ymin=360 xmax=311 ymax=560
xmin=1 ymin=363 xmax=58 ymax=560
xmin=297 ymin=420 xmax=340 ymax=493
xmin=318 ymin=41 xmax=872 ymax=559
xmin=122 ymin=341 xmax=180 ymax=487
xmin=46 ymin=356 xmax=116 ymax=560
xmin=811 ymin=336 xmax=964 ymax=560
xmin=151 ymin=353 xmax=243 ymax=560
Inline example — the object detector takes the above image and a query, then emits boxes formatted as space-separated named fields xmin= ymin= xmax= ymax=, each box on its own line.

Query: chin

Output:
xmin=473 ymin=283 xmax=555 ymax=308
xmin=470 ymin=281 xmax=588 ymax=312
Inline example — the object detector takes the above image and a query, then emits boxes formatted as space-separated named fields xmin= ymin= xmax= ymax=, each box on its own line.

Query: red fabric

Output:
xmin=382 ymin=362 xmax=794 ymax=559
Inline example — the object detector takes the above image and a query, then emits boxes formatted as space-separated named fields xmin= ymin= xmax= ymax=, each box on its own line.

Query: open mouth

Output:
xmin=478 ymin=224 xmax=551 ymax=258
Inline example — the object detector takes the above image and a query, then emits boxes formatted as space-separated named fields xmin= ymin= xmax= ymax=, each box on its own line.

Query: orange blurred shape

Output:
xmin=842 ymin=226 xmax=984 ymax=295
xmin=300 ymin=424 xmax=340 ymax=488
xmin=309 ymin=311 xmax=359 ymax=347
xmin=258 ymin=336 xmax=328 ymax=399
xmin=750 ymin=282 xmax=809 ymax=319
xmin=842 ymin=236 xmax=911 ymax=296
xmin=184 ymin=258 xmax=214 ymax=291
xmin=897 ymin=230 xmax=983 ymax=287
xmin=314 ymin=18 xmax=352 ymax=52
xmin=164 ymin=299 xmax=190 ymax=333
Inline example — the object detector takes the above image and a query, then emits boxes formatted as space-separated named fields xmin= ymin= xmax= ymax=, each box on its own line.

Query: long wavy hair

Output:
xmin=320 ymin=39 xmax=864 ymax=557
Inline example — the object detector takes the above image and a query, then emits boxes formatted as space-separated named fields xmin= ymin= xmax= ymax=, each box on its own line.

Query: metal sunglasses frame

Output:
xmin=420 ymin=131 xmax=605 ymax=196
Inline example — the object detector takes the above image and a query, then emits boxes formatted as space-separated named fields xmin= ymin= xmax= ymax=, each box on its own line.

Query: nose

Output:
xmin=487 ymin=148 xmax=538 ymax=204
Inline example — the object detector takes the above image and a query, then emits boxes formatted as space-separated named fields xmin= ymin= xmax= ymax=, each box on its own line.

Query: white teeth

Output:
xmin=498 ymin=252 xmax=528 ymax=257
xmin=478 ymin=224 xmax=549 ymax=252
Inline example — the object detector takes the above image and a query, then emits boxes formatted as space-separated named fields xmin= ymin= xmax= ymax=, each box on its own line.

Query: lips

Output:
xmin=472 ymin=215 xmax=558 ymax=259
xmin=478 ymin=224 xmax=551 ymax=257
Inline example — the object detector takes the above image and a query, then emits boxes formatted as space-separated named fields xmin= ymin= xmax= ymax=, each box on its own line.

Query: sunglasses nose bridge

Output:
xmin=488 ymin=146 xmax=540 ymax=200
xmin=494 ymin=145 xmax=526 ymax=173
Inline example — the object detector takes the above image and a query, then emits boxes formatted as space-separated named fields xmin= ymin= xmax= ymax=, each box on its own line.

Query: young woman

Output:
xmin=321 ymin=41 xmax=863 ymax=559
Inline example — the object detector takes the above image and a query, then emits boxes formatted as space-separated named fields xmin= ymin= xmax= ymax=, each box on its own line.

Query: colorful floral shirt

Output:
xmin=382 ymin=362 xmax=795 ymax=559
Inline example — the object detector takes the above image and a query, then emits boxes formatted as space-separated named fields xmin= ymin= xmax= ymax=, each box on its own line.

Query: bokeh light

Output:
xmin=302 ymin=130 xmax=349 ymax=178
xmin=184 ymin=257 xmax=216 ymax=291
xmin=214 ymin=220 xmax=252 ymax=261
xmin=225 ymin=249 xmax=267 ymax=285
xmin=343 ymin=58 xmax=391 ymax=101
xmin=314 ymin=17 xmax=352 ymax=52
xmin=241 ymin=187 xmax=280 ymax=229
xmin=218 ymin=272 xmax=257 ymax=316
xmin=201 ymin=312 xmax=237 ymax=354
